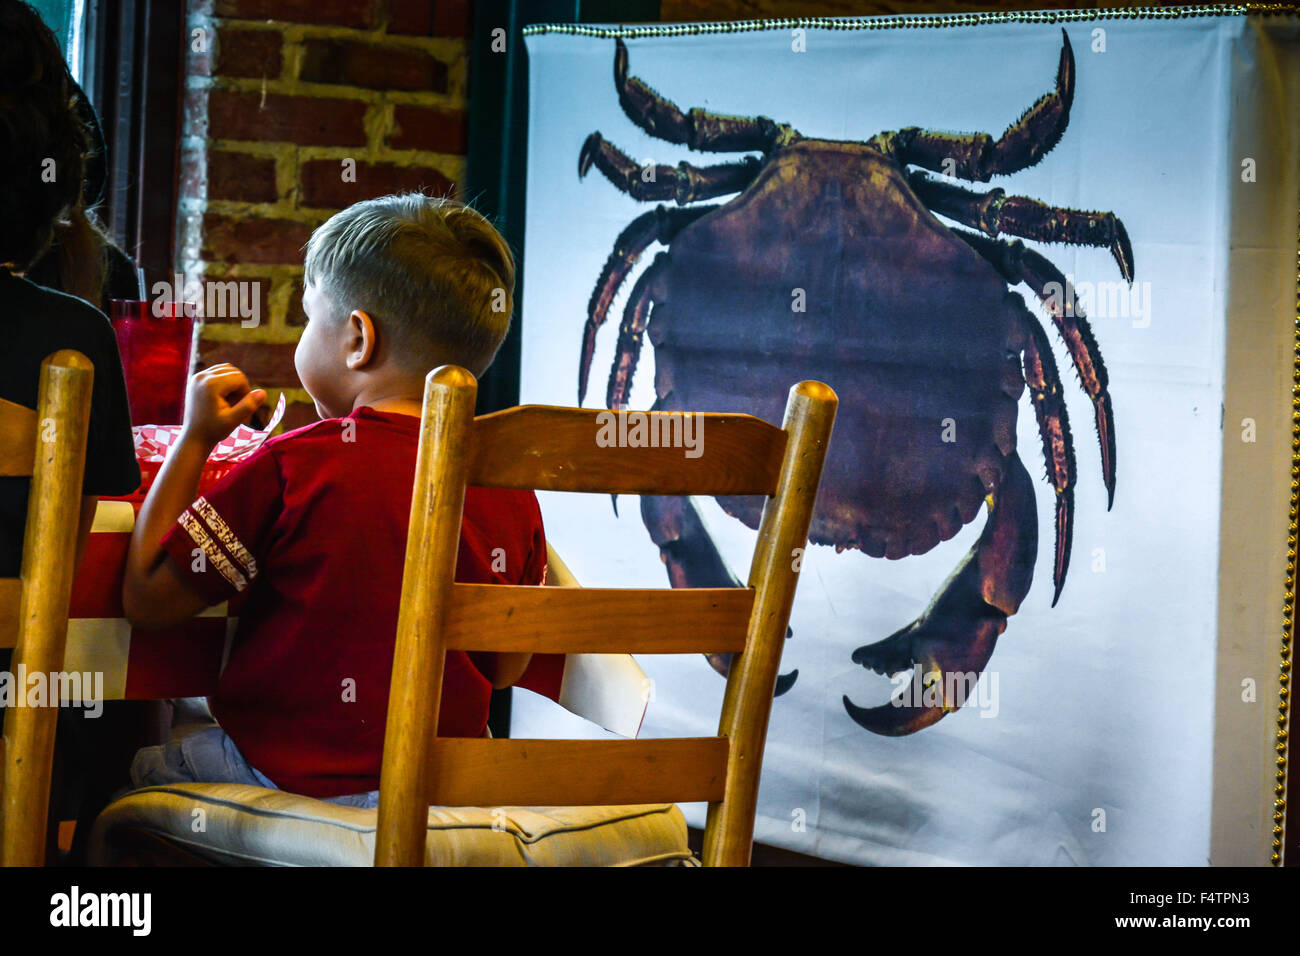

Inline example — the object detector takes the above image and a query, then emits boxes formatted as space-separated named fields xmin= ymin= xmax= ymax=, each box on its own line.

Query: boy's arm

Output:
xmin=488 ymin=542 xmax=575 ymax=690
xmin=122 ymin=364 xmax=266 ymax=629
xmin=491 ymin=653 xmax=533 ymax=690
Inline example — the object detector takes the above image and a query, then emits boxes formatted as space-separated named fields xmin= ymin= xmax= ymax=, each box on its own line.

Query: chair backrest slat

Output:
xmin=1 ymin=351 xmax=95 ymax=868
xmin=0 ymin=398 xmax=37 ymax=477
xmin=376 ymin=366 xmax=837 ymax=868
xmin=468 ymin=405 xmax=786 ymax=496
xmin=425 ymin=737 xmax=729 ymax=807
xmin=442 ymin=583 xmax=751 ymax=654
xmin=0 ymin=579 xmax=20 ymax=650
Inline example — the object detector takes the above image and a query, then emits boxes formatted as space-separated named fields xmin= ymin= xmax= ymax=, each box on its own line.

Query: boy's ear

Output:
xmin=345 ymin=309 xmax=378 ymax=370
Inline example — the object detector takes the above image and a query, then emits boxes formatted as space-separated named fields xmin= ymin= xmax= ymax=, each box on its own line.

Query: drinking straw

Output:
xmin=136 ymin=266 xmax=146 ymax=302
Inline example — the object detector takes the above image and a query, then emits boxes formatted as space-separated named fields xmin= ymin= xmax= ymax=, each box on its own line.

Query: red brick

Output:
xmin=432 ymin=0 xmax=470 ymax=37
xmin=388 ymin=0 xmax=433 ymax=35
xmin=299 ymin=38 xmax=448 ymax=92
xmin=207 ymin=90 xmax=368 ymax=147
xmin=214 ymin=26 xmax=283 ymax=79
xmin=208 ymin=150 xmax=278 ymax=203
xmin=201 ymin=213 xmax=315 ymax=265
xmin=299 ymin=159 xmax=454 ymax=207
xmin=213 ymin=0 xmax=375 ymax=28
xmin=388 ymin=105 xmax=466 ymax=154
xmin=279 ymin=400 xmax=320 ymax=433
xmin=195 ymin=341 xmax=302 ymax=389
xmin=190 ymin=276 xmax=274 ymax=325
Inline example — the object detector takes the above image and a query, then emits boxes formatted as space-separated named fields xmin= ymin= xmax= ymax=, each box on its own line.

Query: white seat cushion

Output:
xmin=88 ymin=784 xmax=696 ymax=866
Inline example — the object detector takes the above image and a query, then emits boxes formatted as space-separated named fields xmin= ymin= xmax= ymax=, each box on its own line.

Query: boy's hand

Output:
xmin=182 ymin=363 xmax=268 ymax=449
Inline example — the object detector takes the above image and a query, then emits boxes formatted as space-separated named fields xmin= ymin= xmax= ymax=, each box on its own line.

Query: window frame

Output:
xmin=80 ymin=0 xmax=187 ymax=283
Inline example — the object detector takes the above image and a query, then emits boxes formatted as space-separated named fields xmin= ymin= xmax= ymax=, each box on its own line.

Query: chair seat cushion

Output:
xmin=88 ymin=784 xmax=696 ymax=866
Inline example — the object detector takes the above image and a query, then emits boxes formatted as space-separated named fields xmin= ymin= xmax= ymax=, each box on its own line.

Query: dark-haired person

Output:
xmin=0 ymin=0 xmax=142 ymax=863
xmin=0 ymin=0 xmax=140 ymax=575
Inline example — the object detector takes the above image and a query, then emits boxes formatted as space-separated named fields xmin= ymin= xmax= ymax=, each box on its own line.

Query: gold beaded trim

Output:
xmin=1278 ymin=195 xmax=1300 ymax=866
xmin=524 ymin=0 xmax=1300 ymax=867
xmin=523 ymin=4 xmax=1298 ymax=38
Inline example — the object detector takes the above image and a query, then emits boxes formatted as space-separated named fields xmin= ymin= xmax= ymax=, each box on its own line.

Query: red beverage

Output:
xmin=110 ymin=299 xmax=195 ymax=426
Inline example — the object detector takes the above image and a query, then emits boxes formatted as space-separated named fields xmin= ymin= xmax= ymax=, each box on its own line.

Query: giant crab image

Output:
xmin=576 ymin=32 xmax=1130 ymax=735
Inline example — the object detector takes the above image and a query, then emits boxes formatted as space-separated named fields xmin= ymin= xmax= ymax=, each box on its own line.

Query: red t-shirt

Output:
xmin=160 ymin=406 xmax=547 ymax=797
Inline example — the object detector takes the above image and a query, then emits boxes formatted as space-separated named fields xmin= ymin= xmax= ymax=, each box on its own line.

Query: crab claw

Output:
xmin=844 ymin=604 xmax=1002 ymax=736
xmin=614 ymin=37 xmax=629 ymax=89
xmin=1056 ymin=29 xmax=1075 ymax=114
xmin=1086 ymin=387 xmax=1117 ymax=515
xmin=1111 ymin=217 xmax=1135 ymax=285
xmin=578 ymin=132 xmax=603 ymax=180
xmin=844 ymin=453 xmax=1037 ymax=735
xmin=708 ymin=630 xmax=799 ymax=697
xmin=642 ymin=493 xmax=798 ymax=697
xmin=985 ymin=28 xmax=1074 ymax=177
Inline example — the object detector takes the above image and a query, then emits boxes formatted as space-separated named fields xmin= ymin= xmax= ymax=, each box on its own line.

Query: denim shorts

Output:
xmin=130 ymin=725 xmax=380 ymax=810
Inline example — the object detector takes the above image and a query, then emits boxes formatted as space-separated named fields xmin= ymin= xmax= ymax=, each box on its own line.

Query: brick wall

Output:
xmin=179 ymin=0 xmax=471 ymax=432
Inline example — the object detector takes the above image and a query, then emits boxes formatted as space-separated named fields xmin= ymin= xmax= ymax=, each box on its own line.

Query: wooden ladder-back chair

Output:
xmin=377 ymin=365 xmax=837 ymax=867
xmin=0 ymin=351 xmax=95 ymax=867
xmin=86 ymin=368 xmax=834 ymax=866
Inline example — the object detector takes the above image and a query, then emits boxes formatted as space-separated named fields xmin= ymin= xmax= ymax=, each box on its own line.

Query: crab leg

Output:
xmin=578 ymin=205 xmax=717 ymax=405
xmin=641 ymin=488 xmax=798 ymax=697
xmin=957 ymin=229 xmax=1117 ymax=510
xmin=844 ymin=452 xmax=1037 ymax=736
xmin=607 ymin=252 xmax=667 ymax=410
xmin=579 ymin=133 xmax=762 ymax=205
xmin=611 ymin=38 xmax=796 ymax=153
xmin=909 ymin=171 xmax=1134 ymax=282
xmin=1021 ymin=308 xmax=1076 ymax=604
xmin=891 ymin=29 xmax=1074 ymax=181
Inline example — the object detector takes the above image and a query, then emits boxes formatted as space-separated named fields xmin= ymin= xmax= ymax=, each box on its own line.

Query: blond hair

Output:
xmin=303 ymin=194 xmax=515 ymax=376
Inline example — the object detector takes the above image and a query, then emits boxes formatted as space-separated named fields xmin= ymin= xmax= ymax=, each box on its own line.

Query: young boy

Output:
xmin=122 ymin=195 xmax=545 ymax=807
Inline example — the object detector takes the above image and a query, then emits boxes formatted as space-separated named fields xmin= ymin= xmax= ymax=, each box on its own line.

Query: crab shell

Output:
xmin=646 ymin=138 xmax=1027 ymax=560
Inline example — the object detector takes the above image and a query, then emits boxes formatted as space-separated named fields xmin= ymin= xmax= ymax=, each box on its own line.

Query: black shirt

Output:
xmin=0 ymin=268 xmax=140 ymax=578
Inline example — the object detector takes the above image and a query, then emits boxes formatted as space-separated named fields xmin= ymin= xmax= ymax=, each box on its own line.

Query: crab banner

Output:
xmin=517 ymin=12 xmax=1299 ymax=865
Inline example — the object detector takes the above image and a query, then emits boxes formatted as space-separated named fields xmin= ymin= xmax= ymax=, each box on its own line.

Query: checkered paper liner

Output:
xmin=133 ymin=392 xmax=287 ymax=464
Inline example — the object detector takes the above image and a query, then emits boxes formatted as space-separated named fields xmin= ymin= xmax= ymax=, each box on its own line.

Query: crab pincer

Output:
xmin=844 ymin=453 xmax=1037 ymax=735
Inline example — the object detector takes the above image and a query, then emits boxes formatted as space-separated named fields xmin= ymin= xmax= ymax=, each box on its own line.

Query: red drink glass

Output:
xmin=109 ymin=299 xmax=195 ymax=426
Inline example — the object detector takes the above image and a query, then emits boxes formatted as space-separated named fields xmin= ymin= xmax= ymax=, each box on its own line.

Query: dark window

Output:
xmin=78 ymin=0 xmax=186 ymax=281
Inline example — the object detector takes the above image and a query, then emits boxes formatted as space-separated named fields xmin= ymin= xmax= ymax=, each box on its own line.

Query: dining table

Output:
xmin=60 ymin=491 xmax=649 ymax=739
